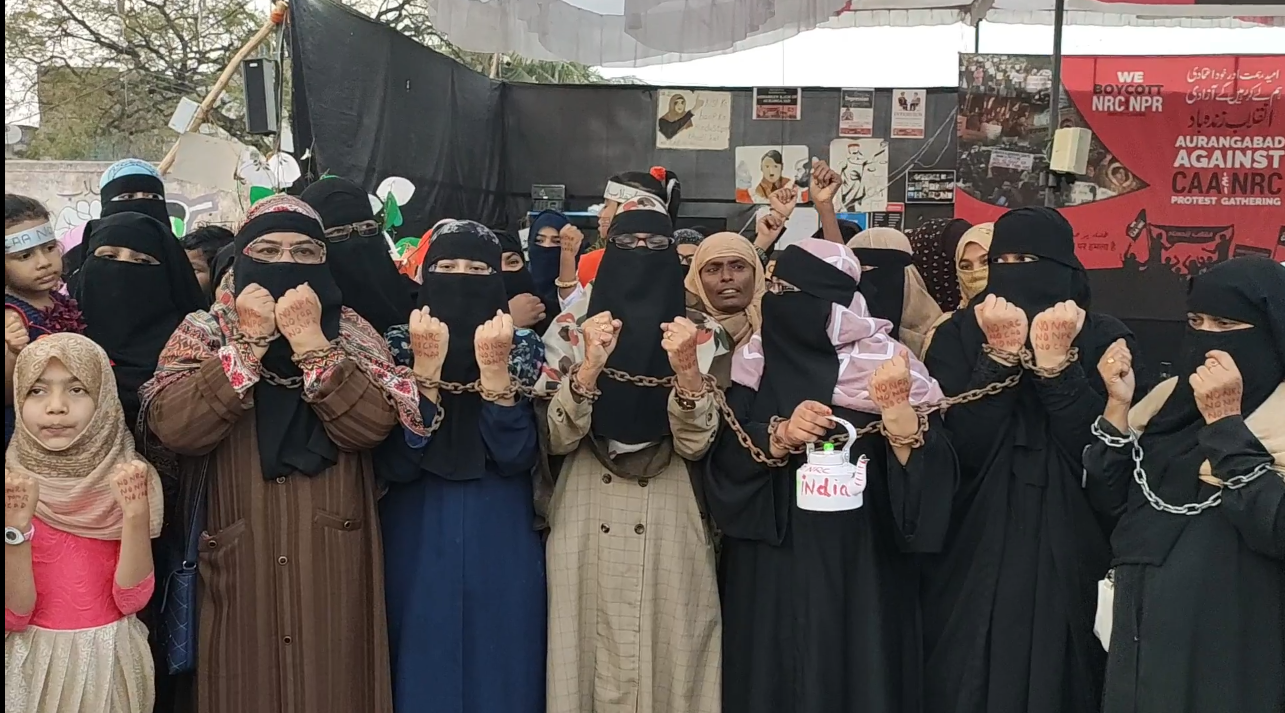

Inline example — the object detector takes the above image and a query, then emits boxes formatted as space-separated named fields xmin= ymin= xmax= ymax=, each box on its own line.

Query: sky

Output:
xmin=595 ymin=23 xmax=1285 ymax=87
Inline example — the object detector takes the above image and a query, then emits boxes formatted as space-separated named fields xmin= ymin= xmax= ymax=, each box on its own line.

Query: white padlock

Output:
xmin=795 ymin=416 xmax=868 ymax=513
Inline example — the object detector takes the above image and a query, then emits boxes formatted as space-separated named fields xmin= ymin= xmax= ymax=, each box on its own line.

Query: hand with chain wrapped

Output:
xmin=770 ymin=401 xmax=835 ymax=459
xmin=660 ymin=316 xmax=703 ymax=397
xmin=1030 ymin=300 xmax=1086 ymax=372
xmin=869 ymin=350 xmax=924 ymax=463
xmin=974 ymin=294 xmax=1028 ymax=364
xmin=409 ymin=307 xmax=449 ymax=402
xmin=577 ymin=311 xmax=622 ymax=397
xmin=276 ymin=284 xmax=329 ymax=354
xmin=1097 ymin=338 xmax=1134 ymax=433
xmin=475 ymin=310 xmax=517 ymax=406
xmin=235 ymin=283 xmax=278 ymax=361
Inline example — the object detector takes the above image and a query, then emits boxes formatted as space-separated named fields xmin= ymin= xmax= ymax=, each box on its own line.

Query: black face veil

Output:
xmin=414 ymin=221 xmax=510 ymax=479
xmin=585 ymin=207 xmax=685 ymax=444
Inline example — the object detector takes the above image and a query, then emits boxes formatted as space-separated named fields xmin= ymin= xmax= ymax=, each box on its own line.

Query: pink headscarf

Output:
xmin=732 ymin=238 xmax=943 ymax=415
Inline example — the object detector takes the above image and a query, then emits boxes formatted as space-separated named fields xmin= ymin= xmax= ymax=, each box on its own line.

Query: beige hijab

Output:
xmin=684 ymin=232 xmax=765 ymax=348
xmin=923 ymin=222 xmax=995 ymax=354
xmin=847 ymin=227 xmax=942 ymax=357
xmin=955 ymin=222 xmax=995 ymax=307
xmin=6 ymin=333 xmax=163 ymax=540
xmin=1129 ymin=378 xmax=1285 ymax=482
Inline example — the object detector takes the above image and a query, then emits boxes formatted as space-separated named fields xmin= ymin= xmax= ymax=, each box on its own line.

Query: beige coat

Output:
xmin=544 ymin=380 xmax=722 ymax=713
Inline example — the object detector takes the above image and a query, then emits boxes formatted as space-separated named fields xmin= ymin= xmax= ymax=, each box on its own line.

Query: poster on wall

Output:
xmin=890 ymin=89 xmax=926 ymax=138
xmin=906 ymin=170 xmax=957 ymax=204
xmin=828 ymin=138 xmax=888 ymax=212
xmin=753 ymin=88 xmax=802 ymax=120
xmin=839 ymin=88 xmax=875 ymax=137
xmin=735 ymin=145 xmax=811 ymax=204
xmin=655 ymin=89 xmax=732 ymax=150
xmin=955 ymin=53 xmax=1284 ymax=278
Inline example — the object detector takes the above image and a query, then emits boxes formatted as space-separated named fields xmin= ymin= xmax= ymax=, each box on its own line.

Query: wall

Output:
xmin=3 ymin=160 xmax=245 ymax=241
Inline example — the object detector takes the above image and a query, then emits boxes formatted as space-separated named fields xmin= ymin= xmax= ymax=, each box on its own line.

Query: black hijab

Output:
xmin=585 ymin=207 xmax=685 ymax=444
xmin=816 ymin=220 xmax=910 ymax=330
xmin=231 ymin=202 xmax=344 ymax=480
xmin=527 ymin=210 xmax=574 ymax=312
xmin=752 ymin=244 xmax=857 ymax=420
xmin=1114 ymin=256 xmax=1285 ymax=565
xmin=496 ymin=229 xmax=553 ymax=336
xmin=984 ymin=206 xmax=1091 ymax=317
xmin=73 ymin=212 xmax=208 ymax=430
xmin=301 ymin=177 xmax=415 ymax=333
xmin=100 ymin=171 xmax=171 ymax=226
xmin=416 ymin=221 xmax=510 ymax=479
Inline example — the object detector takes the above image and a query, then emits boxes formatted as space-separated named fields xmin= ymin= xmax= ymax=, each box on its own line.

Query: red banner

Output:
xmin=956 ymin=54 xmax=1285 ymax=272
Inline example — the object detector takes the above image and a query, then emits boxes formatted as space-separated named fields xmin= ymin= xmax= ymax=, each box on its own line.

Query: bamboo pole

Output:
xmin=158 ymin=1 xmax=289 ymax=175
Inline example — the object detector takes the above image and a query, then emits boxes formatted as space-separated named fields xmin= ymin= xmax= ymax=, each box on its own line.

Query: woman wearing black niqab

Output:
xmin=73 ymin=211 xmax=207 ymax=430
xmin=1084 ymin=255 xmax=1284 ymax=713
xmin=922 ymin=206 xmax=1144 ymax=713
xmin=495 ymin=229 xmax=554 ymax=334
xmin=375 ymin=220 xmax=545 ymax=713
xmin=301 ymin=176 xmax=415 ymax=333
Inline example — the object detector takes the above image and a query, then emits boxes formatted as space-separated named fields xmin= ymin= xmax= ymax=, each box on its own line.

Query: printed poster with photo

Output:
xmin=828 ymin=138 xmax=888 ymax=212
xmin=890 ymin=89 xmax=927 ymax=139
xmin=905 ymin=169 xmax=957 ymax=204
xmin=839 ymin=88 xmax=875 ymax=138
xmin=655 ymin=89 xmax=732 ymax=151
xmin=735 ymin=145 xmax=811 ymax=204
xmin=753 ymin=88 xmax=802 ymax=120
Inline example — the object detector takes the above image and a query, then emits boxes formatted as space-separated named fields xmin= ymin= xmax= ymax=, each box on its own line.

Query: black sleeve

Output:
xmin=1081 ymin=416 xmax=1133 ymax=523
xmin=705 ymin=385 xmax=791 ymax=545
xmin=1201 ymin=416 xmax=1284 ymax=560
xmin=924 ymin=316 xmax=1022 ymax=475
xmin=884 ymin=413 xmax=958 ymax=553
xmin=1030 ymin=319 xmax=1140 ymax=462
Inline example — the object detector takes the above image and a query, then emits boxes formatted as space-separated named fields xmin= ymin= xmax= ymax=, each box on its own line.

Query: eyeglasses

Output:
xmin=244 ymin=240 xmax=327 ymax=265
xmin=609 ymin=234 xmax=675 ymax=251
xmin=323 ymin=221 xmax=382 ymax=242
xmin=765 ymin=277 xmax=801 ymax=295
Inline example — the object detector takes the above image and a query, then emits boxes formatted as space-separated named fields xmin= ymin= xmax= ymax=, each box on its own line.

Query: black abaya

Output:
xmin=707 ymin=391 xmax=957 ymax=713
xmin=919 ymin=207 xmax=1137 ymax=713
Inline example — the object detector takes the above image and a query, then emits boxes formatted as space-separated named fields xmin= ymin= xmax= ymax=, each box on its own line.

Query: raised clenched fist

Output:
xmin=275 ymin=284 xmax=326 ymax=351
xmin=869 ymin=350 xmax=913 ymax=412
xmin=5 ymin=468 xmax=39 ymax=530
xmin=974 ymin=294 xmax=1028 ymax=356
xmin=1031 ymin=300 xmax=1086 ymax=368
xmin=5 ymin=309 xmax=29 ymax=355
xmin=474 ymin=310 xmax=515 ymax=389
xmin=559 ymin=224 xmax=585 ymax=257
xmin=408 ymin=307 xmax=448 ymax=377
xmin=661 ymin=316 xmax=700 ymax=391
xmin=768 ymin=185 xmax=799 ymax=220
xmin=1097 ymin=338 xmax=1135 ymax=406
xmin=108 ymin=460 xmax=151 ymax=519
xmin=1190 ymin=350 xmax=1243 ymax=425
xmin=235 ymin=284 xmax=277 ymax=340
xmin=810 ymin=158 xmax=841 ymax=206
xmin=508 ymin=293 xmax=546 ymax=330
xmin=582 ymin=311 xmax=622 ymax=372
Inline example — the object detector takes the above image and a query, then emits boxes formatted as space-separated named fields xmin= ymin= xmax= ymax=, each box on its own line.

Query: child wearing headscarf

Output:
xmin=5 ymin=194 xmax=84 ymax=448
xmin=5 ymin=333 xmax=163 ymax=713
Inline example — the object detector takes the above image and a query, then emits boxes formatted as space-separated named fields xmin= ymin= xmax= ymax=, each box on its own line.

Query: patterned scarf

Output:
xmin=141 ymin=270 xmax=425 ymax=439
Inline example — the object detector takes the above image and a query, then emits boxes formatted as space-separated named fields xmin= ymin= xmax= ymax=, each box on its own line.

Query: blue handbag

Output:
xmin=161 ymin=462 xmax=208 ymax=675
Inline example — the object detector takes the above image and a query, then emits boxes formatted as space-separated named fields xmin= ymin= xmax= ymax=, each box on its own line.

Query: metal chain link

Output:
xmin=1092 ymin=419 xmax=1283 ymax=515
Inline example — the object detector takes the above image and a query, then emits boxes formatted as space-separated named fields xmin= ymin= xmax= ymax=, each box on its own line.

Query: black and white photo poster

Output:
xmin=839 ymin=89 xmax=875 ymax=138
xmin=905 ymin=170 xmax=957 ymax=204
xmin=828 ymin=138 xmax=888 ymax=212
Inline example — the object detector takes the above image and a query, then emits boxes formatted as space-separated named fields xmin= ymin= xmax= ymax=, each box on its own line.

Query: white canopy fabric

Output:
xmin=421 ymin=0 xmax=1284 ymax=67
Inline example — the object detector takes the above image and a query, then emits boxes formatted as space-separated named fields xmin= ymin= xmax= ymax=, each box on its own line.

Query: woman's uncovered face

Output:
xmin=21 ymin=358 xmax=96 ymax=450
xmin=699 ymin=256 xmax=756 ymax=313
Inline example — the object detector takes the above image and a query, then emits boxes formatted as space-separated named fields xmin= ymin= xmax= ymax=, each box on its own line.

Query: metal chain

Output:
xmin=260 ymin=368 xmax=303 ymax=389
xmin=1093 ymin=421 xmax=1283 ymax=515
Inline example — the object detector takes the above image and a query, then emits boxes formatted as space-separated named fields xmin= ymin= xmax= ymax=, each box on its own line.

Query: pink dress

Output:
xmin=4 ymin=519 xmax=156 ymax=713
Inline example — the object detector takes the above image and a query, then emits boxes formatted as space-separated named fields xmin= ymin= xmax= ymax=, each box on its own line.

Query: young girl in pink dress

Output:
xmin=5 ymin=332 xmax=163 ymax=713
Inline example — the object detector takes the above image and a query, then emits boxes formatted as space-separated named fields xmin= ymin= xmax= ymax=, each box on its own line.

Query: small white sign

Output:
xmin=168 ymin=97 xmax=202 ymax=134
